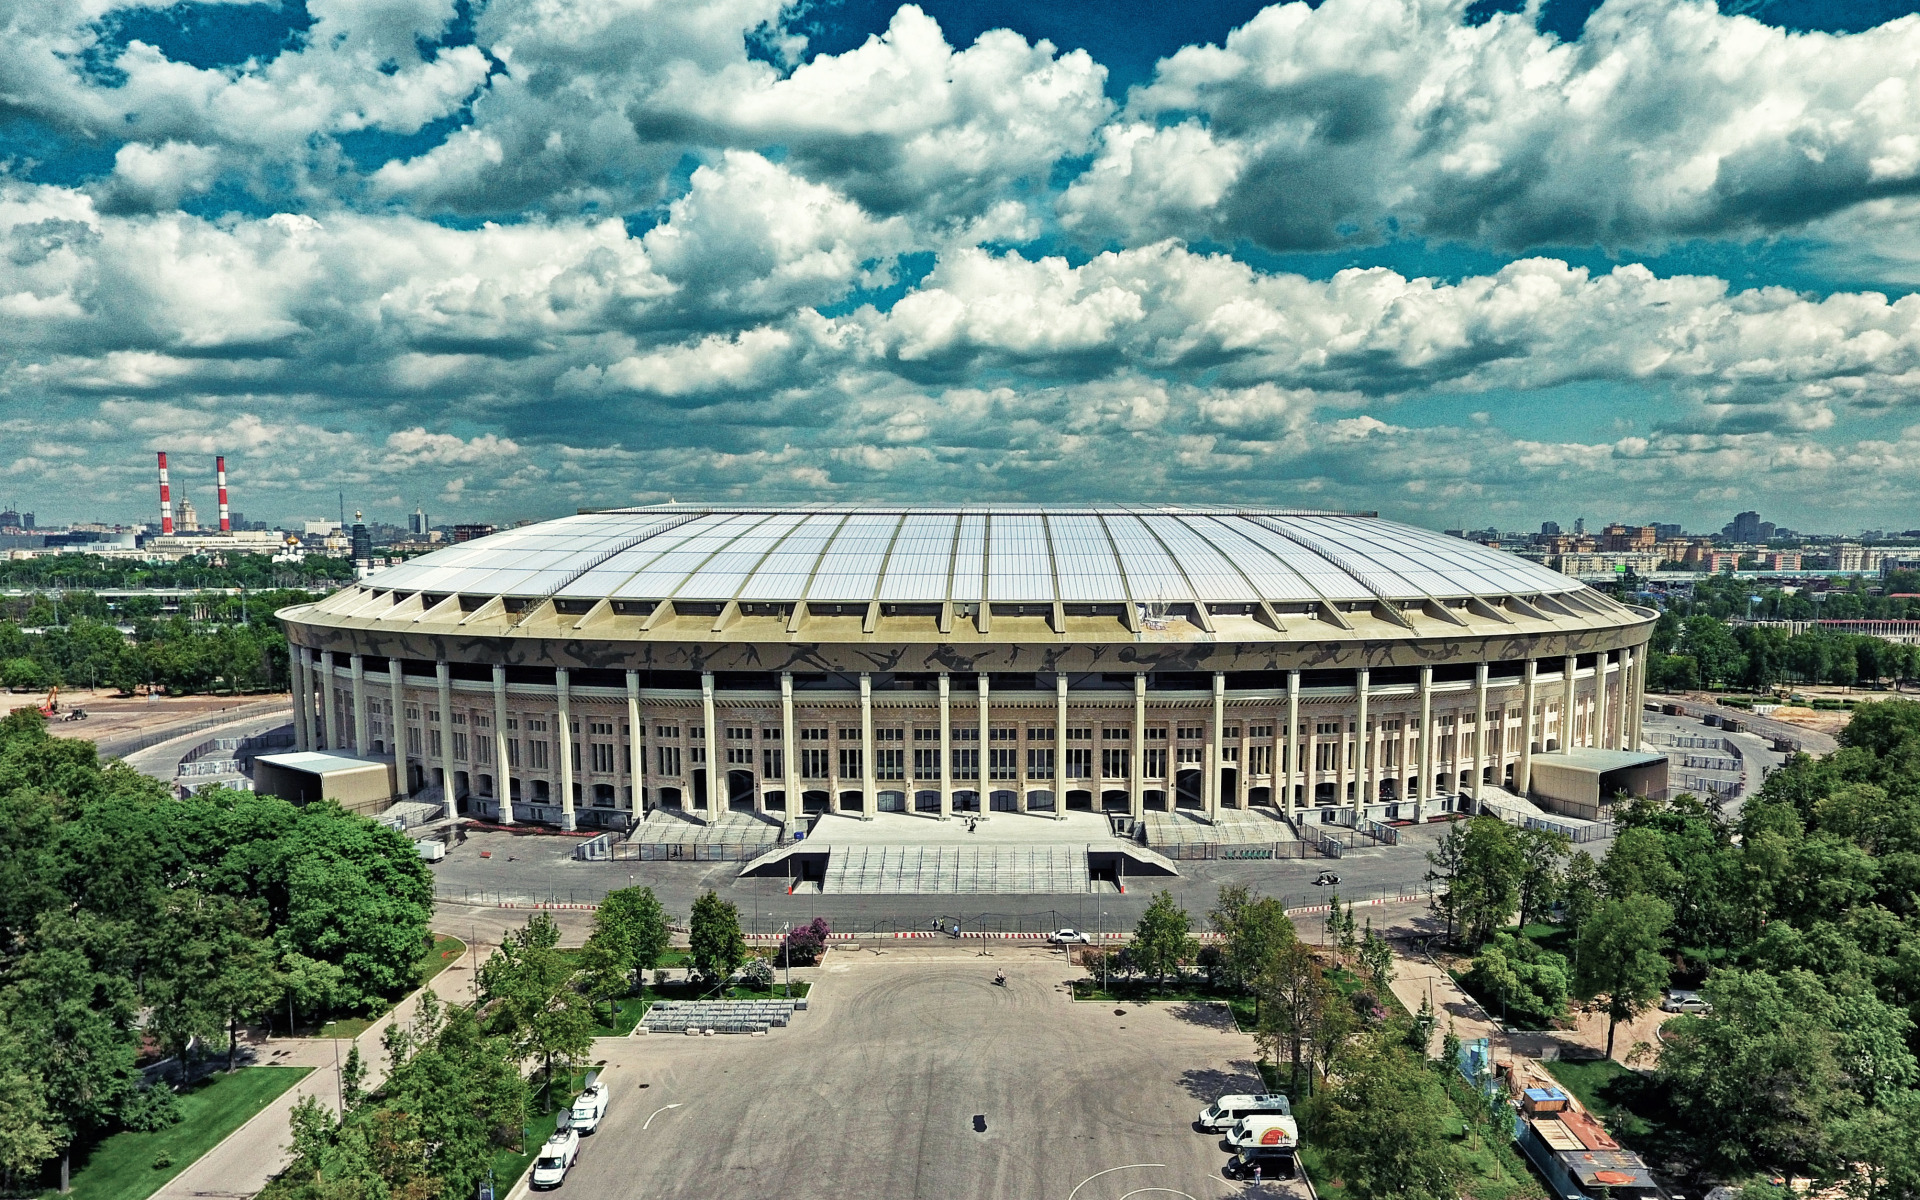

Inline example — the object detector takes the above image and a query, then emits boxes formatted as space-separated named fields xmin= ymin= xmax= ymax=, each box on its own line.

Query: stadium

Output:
xmin=277 ymin=504 xmax=1658 ymax=863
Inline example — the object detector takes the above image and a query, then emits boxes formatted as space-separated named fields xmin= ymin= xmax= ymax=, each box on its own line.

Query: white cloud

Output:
xmin=1061 ymin=0 xmax=1920 ymax=252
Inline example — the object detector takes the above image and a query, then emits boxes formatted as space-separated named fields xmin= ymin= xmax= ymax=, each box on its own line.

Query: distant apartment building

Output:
xmin=1821 ymin=544 xmax=1885 ymax=573
xmin=1555 ymin=552 xmax=1661 ymax=576
xmin=1601 ymin=524 xmax=1657 ymax=552
xmin=452 ymin=523 xmax=497 ymax=543
xmin=1757 ymin=551 xmax=1802 ymax=571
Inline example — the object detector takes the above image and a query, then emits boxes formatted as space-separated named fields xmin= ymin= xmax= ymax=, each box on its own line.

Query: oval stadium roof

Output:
xmin=367 ymin=505 xmax=1586 ymax=608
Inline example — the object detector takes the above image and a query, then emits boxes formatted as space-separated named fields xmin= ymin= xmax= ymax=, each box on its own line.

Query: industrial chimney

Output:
xmin=157 ymin=451 xmax=173 ymax=535
xmin=217 ymin=455 xmax=231 ymax=532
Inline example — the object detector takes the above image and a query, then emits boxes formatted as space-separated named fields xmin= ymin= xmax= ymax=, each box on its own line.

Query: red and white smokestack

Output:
xmin=217 ymin=455 xmax=230 ymax=532
xmin=157 ymin=451 xmax=173 ymax=535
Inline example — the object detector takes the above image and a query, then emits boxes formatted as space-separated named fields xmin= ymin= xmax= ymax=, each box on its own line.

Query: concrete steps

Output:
xmin=821 ymin=844 xmax=1092 ymax=894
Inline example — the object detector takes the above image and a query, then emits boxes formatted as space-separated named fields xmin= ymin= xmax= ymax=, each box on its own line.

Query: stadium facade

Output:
xmin=277 ymin=505 xmax=1656 ymax=832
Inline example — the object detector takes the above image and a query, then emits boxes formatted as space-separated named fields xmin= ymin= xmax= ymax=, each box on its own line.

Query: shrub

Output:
xmin=1462 ymin=932 xmax=1570 ymax=1027
xmin=779 ymin=917 xmax=831 ymax=967
xmin=742 ymin=958 xmax=774 ymax=989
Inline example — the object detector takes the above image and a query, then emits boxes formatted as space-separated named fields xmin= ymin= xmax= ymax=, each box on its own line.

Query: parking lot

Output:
xmin=521 ymin=947 xmax=1309 ymax=1200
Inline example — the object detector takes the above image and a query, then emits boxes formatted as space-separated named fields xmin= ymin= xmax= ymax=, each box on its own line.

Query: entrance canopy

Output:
xmin=1527 ymin=749 xmax=1668 ymax=820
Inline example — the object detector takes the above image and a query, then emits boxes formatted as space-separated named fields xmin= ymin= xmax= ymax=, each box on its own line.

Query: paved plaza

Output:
xmin=518 ymin=947 xmax=1308 ymax=1200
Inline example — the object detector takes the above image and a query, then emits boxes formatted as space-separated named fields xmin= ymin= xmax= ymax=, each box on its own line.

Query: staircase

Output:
xmin=821 ymin=845 xmax=1092 ymax=894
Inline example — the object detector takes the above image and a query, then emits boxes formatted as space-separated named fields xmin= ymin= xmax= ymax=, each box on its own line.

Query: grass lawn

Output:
xmin=47 ymin=1067 xmax=312 ymax=1200
xmin=1543 ymin=1057 xmax=1685 ymax=1164
xmin=309 ymin=934 xmax=468 ymax=1038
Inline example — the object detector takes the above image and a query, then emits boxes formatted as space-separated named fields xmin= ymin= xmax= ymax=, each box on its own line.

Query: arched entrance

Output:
xmin=838 ymin=790 xmax=864 ymax=811
xmin=990 ymin=789 xmax=1018 ymax=812
xmin=1143 ymin=789 xmax=1168 ymax=811
xmin=1026 ymin=789 xmax=1055 ymax=811
xmin=657 ymin=786 xmax=683 ymax=809
xmin=878 ymin=790 xmax=907 ymax=812
xmin=1066 ymin=789 xmax=1094 ymax=810
xmin=1313 ymin=781 xmax=1335 ymax=805
xmin=1175 ymin=770 xmax=1204 ymax=809
xmin=727 ymin=770 xmax=756 ymax=810
xmin=1101 ymin=789 xmax=1129 ymax=811
xmin=914 ymin=790 xmax=941 ymax=812
xmin=953 ymin=790 xmax=980 ymax=813
xmin=802 ymin=790 xmax=830 ymax=813
xmin=1248 ymin=786 xmax=1273 ymax=807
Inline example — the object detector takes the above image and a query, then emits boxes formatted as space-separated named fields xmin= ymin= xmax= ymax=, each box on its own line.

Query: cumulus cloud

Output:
xmin=1061 ymin=0 xmax=1920 ymax=252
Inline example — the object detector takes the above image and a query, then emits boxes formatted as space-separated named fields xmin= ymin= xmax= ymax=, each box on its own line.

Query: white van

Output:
xmin=1229 ymin=1113 xmax=1300 ymax=1151
xmin=529 ymin=1128 xmax=579 ymax=1189
xmin=1197 ymin=1093 xmax=1291 ymax=1132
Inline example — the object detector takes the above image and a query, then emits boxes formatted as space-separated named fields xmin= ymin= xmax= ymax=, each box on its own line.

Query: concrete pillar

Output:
xmin=1520 ymin=659 xmax=1538 ymax=794
xmin=388 ymin=660 xmax=406 ymax=792
xmin=1560 ymin=654 xmax=1577 ymax=750
xmin=496 ymin=665 xmax=514 ymax=825
xmin=781 ymin=672 xmax=798 ymax=824
xmin=860 ymin=672 xmax=875 ymax=820
xmin=1628 ymin=648 xmax=1644 ymax=748
xmin=558 ymin=667 xmax=576 ymax=831
xmin=938 ymin=672 xmax=952 ymax=820
xmin=1472 ymin=662 xmax=1489 ymax=810
xmin=1131 ymin=674 xmax=1146 ymax=821
xmin=1207 ymin=672 xmax=1224 ymax=824
xmin=699 ymin=671 xmax=716 ymax=823
xmin=1286 ymin=670 xmax=1300 ymax=810
xmin=1594 ymin=652 xmax=1610 ymax=751
xmin=978 ymin=674 xmax=992 ymax=815
xmin=435 ymin=660 xmax=456 ymax=815
xmin=319 ymin=651 xmax=338 ymax=749
xmin=1055 ymin=673 xmax=1069 ymax=820
xmin=290 ymin=650 xmax=311 ymax=751
xmin=350 ymin=653 xmax=368 ymax=756
xmin=625 ymin=670 xmax=643 ymax=821
xmin=1416 ymin=666 xmax=1434 ymax=822
xmin=1353 ymin=668 xmax=1370 ymax=816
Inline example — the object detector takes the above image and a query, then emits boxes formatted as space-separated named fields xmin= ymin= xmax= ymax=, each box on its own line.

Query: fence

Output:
xmin=1153 ymin=840 xmax=1322 ymax=861
xmin=379 ymin=802 xmax=446 ymax=831
xmin=1680 ymin=754 xmax=1741 ymax=771
xmin=97 ymin=698 xmax=292 ymax=760
xmin=1295 ymin=824 xmax=1345 ymax=857
xmin=1673 ymin=772 xmax=1739 ymax=797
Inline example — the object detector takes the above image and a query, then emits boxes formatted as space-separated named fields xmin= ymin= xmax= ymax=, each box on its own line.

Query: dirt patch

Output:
xmin=1766 ymin=706 xmax=1852 ymax=737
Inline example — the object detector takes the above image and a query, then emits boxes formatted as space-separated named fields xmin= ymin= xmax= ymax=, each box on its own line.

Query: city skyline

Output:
xmin=5 ymin=1 xmax=1920 ymax=527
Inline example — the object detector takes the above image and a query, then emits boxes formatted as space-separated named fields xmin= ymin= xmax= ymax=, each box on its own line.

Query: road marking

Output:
xmin=1067 ymin=1164 xmax=1166 ymax=1200
xmin=1118 ymin=1190 xmax=1196 ymax=1200
xmin=642 ymin=1103 xmax=683 ymax=1130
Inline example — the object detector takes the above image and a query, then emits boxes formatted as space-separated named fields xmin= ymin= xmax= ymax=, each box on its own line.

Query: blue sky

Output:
xmin=3 ymin=0 xmax=1920 ymax=534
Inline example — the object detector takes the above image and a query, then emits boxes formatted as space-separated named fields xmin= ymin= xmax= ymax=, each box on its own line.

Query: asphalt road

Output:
xmin=430 ymin=822 xmax=1452 ymax=934
xmin=524 ymin=948 xmax=1306 ymax=1200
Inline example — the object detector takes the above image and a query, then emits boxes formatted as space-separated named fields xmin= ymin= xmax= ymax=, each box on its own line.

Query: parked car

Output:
xmin=1224 ymin=1143 xmax=1297 ymax=1180
xmin=1049 ymin=928 xmax=1091 ymax=945
xmin=1661 ymin=989 xmax=1711 ymax=1014
xmin=1197 ymin=1094 xmax=1293 ymax=1133
xmin=1228 ymin=1112 xmax=1300 ymax=1151
xmin=529 ymin=1128 xmax=580 ymax=1189
xmin=569 ymin=1077 xmax=609 ymax=1134
xmin=1312 ymin=872 xmax=1340 ymax=886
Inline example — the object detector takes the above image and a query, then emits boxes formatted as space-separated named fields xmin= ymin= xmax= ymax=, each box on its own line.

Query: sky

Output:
xmin=5 ymin=0 xmax=1920 ymax=534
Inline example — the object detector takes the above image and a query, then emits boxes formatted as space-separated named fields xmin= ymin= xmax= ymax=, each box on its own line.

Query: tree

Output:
xmin=688 ymin=891 xmax=746 ymax=987
xmin=1425 ymin=821 xmax=1468 ymax=943
xmin=1572 ymin=894 xmax=1672 ymax=1058
xmin=1210 ymin=886 xmax=1295 ymax=1010
xmin=0 ymin=1032 xmax=55 ymax=1196
xmin=781 ymin=917 xmax=831 ymax=967
xmin=1304 ymin=1039 xmax=1458 ymax=1200
xmin=575 ymin=934 xmax=630 ymax=1025
xmin=1559 ymin=850 xmax=1602 ymax=936
xmin=1443 ymin=817 xmax=1524 ymax=946
xmin=1358 ymin=922 xmax=1394 ymax=994
xmin=1515 ymin=826 xmax=1571 ymax=927
xmin=1464 ymin=932 xmax=1570 ymax=1028
xmin=477 ymin=914 xmax=592 ymax=1112
xmin=1130 ymin=891 xmax=1196 ymax=986
xmin=592 ymin=886 xmax=673 ymax=985
xmin=1254 ymin=940 xmax=1336 ymax=1093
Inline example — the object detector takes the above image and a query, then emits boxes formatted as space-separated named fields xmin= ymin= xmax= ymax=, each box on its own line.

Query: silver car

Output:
xmin=1660 ymin=989 xmax=1710 ymax=1014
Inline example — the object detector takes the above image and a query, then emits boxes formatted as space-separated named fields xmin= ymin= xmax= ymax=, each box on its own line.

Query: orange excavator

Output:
xmin=37 ymin=686 xmax=57 ymax=717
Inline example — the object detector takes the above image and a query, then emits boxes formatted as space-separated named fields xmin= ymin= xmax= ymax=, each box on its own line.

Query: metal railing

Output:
xmin=97 ymin=698 xmax=292 ymax=760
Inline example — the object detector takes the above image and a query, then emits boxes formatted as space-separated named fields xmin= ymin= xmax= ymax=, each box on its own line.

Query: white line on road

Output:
xmin=1118 ymin=1189 xmax=1196 ymax=1199
xmin=642 ymin=1103 xmax=683 ymax=1130
xmin=1068 ymin=1164 xmax=1167 ymax=1200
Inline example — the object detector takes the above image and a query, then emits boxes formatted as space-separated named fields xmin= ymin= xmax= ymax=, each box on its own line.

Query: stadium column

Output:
xmin=290 ymin=650 xmax=310 ymax=751
xmin=320 ymin=652 xmax=339 ymax=750
xmin=1131 ymin=674 xmax=1146 ymax=822
xmin=351 ymin=654 xmax=368 ymax=756
xmin=1595 ymin=652 xmax=1610 ymax=752
xmin=781 ymin=672 xmax=798 ymax=825
xmin=860 ymin=672 xmax=875 ymax=820
xmin=1562 ymin=654 xmax=1578 ymax=749
xmin=1472 ymin=662 xmax=1489 ymax=809
xmin=558 ymin=667 xmax=576 ymax=831
xmin=388 ymin=660 xmax=406 ymax=792
xmin=1286 ymin=670 xmax=1301 ymax=810
xmin=1353 ymin=668 xmax=1370 ymax=818
xmin=626 ymin=670 xmax=643 ymax=819
xmin=979 ymin=674 xmax=994 ymax=816
xmin=1627 ymin=648 xmax=1644 ymax=748
xmin=1416 ymin=666 xmax=1434 ymax=822
xmin=497 ymin=666 xmax=515 ymax=826
xmin=700 ymin=671 xmax=716 ymax=824
xmin=939 ymin=672 xmax=952 ymax=820
xmin=436 ymin=660 xmax=457 ymax=815
xmin=1208 ymin=672 xmax=1224 ymax=825
xmin=1055 ymin=673 xmax=1068 ymax=821
xmin=1520 ymin=659 xmax=1538 ymax=794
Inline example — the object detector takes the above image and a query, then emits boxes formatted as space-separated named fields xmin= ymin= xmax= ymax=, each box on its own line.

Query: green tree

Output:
xmin=0 ymin=1037 xmax=55 ymax=1197
xmin=591 ymin=886 xmax=673 ymax=988
xmin=575 ymin=934 xmax=630 ymax=1025
xmin=1209 ymin=885 xmax=1295 ymax=1001
xmin=688 ymin=891 xmax=746 ymax=987
xmin=1130 ymin=890 xmax=1196 ymax=986
xmin=1572 ymin=894 xmax=1672 ymax=1057
xmin=1254 ymin=939 xmax=1334 ymax=1092
xmin=1358 ymin=922 xmax=1394 ymax=993
xmin=1515 ymin=826 xmax=1571 ymax=927
xmin=478 ymin=914 xmax=592 ymax=1112
xmin=1451 ymin=817 xmax=1524 ymax=946
xmin=1464 ymin=932 xmax=1570 ymax=1028
xmin=1304 ymin=1039 xmax=1458 ymax=1200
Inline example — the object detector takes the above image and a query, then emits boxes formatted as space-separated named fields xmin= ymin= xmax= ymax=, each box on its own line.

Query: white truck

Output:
xmin=569 ymin=1078 xmax=610 ymax=1134
xmin=529 ymin=1128 xmax=580 ymax=1189
xmin=1197 ymin=1093 xmax=1292 ymax=1133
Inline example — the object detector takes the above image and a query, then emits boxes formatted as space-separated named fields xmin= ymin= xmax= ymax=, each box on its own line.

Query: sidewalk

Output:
xmin=152 ymin=949 xmax=489 ymax=1200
